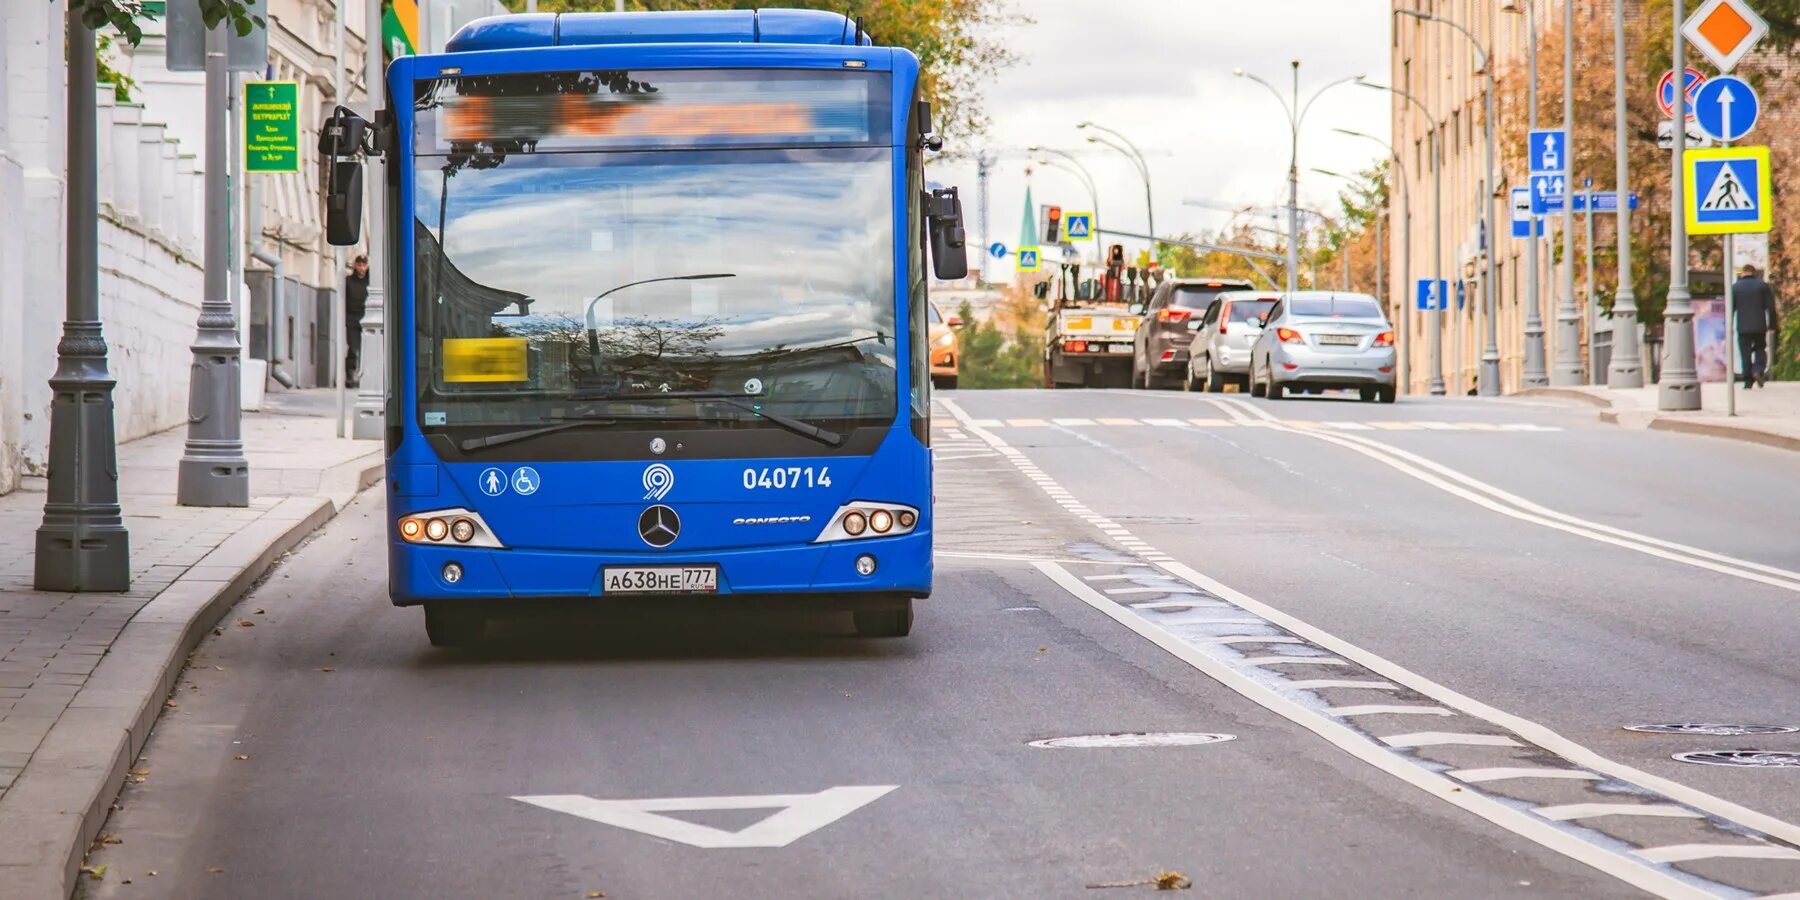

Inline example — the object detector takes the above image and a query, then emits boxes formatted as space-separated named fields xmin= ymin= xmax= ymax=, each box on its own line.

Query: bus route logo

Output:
xmin=643 ymin=463 xmax=675 ymax=501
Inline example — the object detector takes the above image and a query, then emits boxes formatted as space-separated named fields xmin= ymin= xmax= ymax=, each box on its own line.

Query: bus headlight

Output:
xmin=399 ymin=508 xmax=505 ymax=548
xmin=814 ymin=503 xmax=920 ymax=543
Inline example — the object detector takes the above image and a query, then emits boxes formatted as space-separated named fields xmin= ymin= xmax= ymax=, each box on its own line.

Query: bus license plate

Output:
xmin=602 ymin=566 xmax=718 ymax=594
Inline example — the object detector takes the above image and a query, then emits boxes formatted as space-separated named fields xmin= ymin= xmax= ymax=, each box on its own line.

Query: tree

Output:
xmin=72 ymin=0 xmax=264 ymax=45
xmin=500 ymin=0 xmax=1018 ymax=141
xmin=953 ymin=287 xmax=1044 ymax=389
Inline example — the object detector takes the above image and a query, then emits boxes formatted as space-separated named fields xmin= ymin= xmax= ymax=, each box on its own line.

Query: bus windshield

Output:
xmin=410 ymin=69 xmax=898 ymax=439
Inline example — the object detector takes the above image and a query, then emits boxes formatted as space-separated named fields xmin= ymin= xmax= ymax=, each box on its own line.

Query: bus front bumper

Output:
xmin=389 ymin=531 xmax=932 ymax=606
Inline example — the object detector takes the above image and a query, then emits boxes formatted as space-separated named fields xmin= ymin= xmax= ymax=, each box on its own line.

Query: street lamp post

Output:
xmin=1076 ymin=123 xmax=1153 ymax=256
xmin=1332 ymin=128 xmax=1411 ymax=393
xmin=1310 ymin=168 xmax=1358 ymax=290
xmin=1503 ymin=0 xmax=1548 ymax=387
xmin=1234 ymin=64 xmax=1364 ymax=295
xmin=1550 ymin=0 xmax=1585 ymax=385
xmin=354 ymin=0 xmax=391 ymax=441
xmin=1398 ymin=8 xmax=1500 ymax=396
xmin=1660 ymin=0 xmax=1700 ymax=409
xmin=35 ymin=7 xmax=131 ymax=591
xmin=1607 ymin=0 xmax=1645 ymax=388
xmin=1029 ymin=146 xmax=1102 ymax=238
xmin=1357 ymin=82 xmax=1445 ymax=395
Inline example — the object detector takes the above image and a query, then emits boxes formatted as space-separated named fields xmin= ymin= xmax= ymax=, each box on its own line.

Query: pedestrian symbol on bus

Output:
xmin=479 ymin=467 xmax=508 ymax=497
xmin=511 ymin=466 xmax=541 ymax=496
xmin=1684 ymin=146 xmax=1771 ymax=235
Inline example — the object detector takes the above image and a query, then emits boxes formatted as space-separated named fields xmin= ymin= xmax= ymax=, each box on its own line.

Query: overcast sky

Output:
xmin=927 ymin=0 xmax=1394 ymax=263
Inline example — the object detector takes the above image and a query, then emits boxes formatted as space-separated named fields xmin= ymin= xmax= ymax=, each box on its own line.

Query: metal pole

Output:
xmin=333 ymin=0 xmax=347 ymax=437
xmin=1584 ymin=184 xmax=1597 ymax=384
xmin=1551 ymin=0 xmax=1585 ymax=384
xmin=1374 ymin=211 xmax=1383 ymax=309
xmin=1288 ymin=61 xmax=1301 ymax=294
xmin=354 ymin=0 xmax=388 ymax=441
xmin=1608 ymin=0 xmax=1644 ymax=388
xmin=35 ymin=7 xmax=130 ymax=591
xmin=1725 ymin=232 xmax=1737 ymax=414
xmin=1478 ymin=1 xmax=1499 ymax=395
xmin=1430 ymin=127 xmax=1446 ymax=394
xmin=1521 ymin=1 xmax=1547 ymax=387
xmin=176 ymin=21 xmax=251 ymax=507
xmin=1660 ymin=0 xmax=1700 ymax=409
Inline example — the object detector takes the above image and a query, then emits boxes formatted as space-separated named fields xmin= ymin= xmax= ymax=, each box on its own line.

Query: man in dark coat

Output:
xmin=345 ymin=254 xmax=369 ymax=388
xmin=1732 ymin=264 xmax=1778 ymax=388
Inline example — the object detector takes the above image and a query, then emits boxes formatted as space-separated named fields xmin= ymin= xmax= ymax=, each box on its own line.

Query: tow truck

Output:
xmin=1041 ymin=244 xmax=1160 ymax=389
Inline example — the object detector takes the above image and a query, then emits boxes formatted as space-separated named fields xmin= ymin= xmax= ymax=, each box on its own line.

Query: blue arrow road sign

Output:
xmin=1529 ymin=129 xmax=1568 ymax=175
xmin=988 ymin=242 xmax=1008 ymax=259
xmin=1530 ymin=174 xmax=1567 ymax=215
xmin=1571 ymin=192 xmax=1640 ymax=213
xmin=1415 ymin=278 xmax=1448 ymax=311
xmin=1693 ymin=76 xmax=1758 ymax=143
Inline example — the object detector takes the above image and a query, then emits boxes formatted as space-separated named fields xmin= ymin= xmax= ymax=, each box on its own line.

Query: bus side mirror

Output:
xmin=320 ymin=106 xmax=373 ymax=247
xmin=925 ymin=187 xmax=969 ymax=280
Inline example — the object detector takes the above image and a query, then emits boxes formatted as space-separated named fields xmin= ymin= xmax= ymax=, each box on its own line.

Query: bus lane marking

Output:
xmin=936 ymin=396 xmax=1800 ymax=898
xmin=512 ymin=786 xmax=897 ymax=849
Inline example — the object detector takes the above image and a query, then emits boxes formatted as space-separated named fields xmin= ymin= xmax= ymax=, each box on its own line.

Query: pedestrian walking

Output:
xmin=345 ymin=254 xmax=368 ymax=388
xmin=1732 ymin=264 xmax=1778 ymax=389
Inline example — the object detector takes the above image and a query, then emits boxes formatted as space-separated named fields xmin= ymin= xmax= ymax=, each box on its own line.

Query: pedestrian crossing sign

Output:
xmin=1684 ymin=145 xmax=1771 ymax=235
xmin=1017 ymin=246 xmax=1041 ymax=272
xmin=1064 ymin=212 xmax=1093 ymax=242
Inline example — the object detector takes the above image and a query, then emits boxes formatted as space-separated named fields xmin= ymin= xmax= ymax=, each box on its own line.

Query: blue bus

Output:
xmin=319 ymin=9 xmax=968 ymax=646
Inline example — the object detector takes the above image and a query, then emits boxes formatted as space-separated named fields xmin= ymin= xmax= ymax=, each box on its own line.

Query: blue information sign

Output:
xmin=1692 ymin=76 xmax=1758 ymax=144
xmin=988 ymin=242 xmax=1008 ymax=259
xmin=1415 ymin=278 xmax=1448 ymax=311
xmin=1528 ymin=129 xmax=1568 ymax=175
xmin=1530 ymin=174 xmax=1567 ymax=215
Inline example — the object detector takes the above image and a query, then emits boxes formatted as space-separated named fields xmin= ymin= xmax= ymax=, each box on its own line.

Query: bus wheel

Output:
xmin=425 ymin=606 xmax=486 ymax=648
xmin=853 ymin=600 xmax=913 ymax=638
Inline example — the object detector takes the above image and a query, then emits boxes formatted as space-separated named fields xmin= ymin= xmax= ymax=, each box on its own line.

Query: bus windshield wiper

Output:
xmin=571 ymin=390 xmax=844 ymax=447
xmin=455 ymin=413 xmax=701 ymax=452
xmin=738 ymin=332 xmax=890 ymax=362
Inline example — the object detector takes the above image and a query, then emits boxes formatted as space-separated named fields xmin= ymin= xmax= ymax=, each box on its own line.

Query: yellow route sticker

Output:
xmin=442 ymin=337 xmax=528 ymax=383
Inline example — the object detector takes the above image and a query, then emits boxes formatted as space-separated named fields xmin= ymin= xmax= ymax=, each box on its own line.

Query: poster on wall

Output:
xmin=1691 ymin=298 xmax=1738 ymax=382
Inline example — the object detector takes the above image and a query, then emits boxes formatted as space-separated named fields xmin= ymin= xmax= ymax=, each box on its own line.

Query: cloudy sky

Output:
xmin=927 ymin=0 xmax=1395 ymax=264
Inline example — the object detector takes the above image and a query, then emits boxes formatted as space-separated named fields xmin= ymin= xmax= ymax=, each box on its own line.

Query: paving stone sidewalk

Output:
xmin=0 ymin=391 xmax=381 ymax=897
xmin=1521 ymin=381 xmax=1800 ymax=452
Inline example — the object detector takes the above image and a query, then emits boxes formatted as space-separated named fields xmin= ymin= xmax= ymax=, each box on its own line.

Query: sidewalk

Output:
xmin=1521 ymin=381 xmax=1800 ymax=452
xmin=0 ymin=391 xmax=380 ymax=898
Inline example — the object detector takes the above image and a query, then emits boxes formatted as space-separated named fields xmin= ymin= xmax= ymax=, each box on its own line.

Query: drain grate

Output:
xmin=1673 ymin=750 xmax=1800 ymax=768
xmin=1626 ymin=724 xmax=1800 ymax=736
xmin=1028 ymin=732 xmax=1235 ymax=749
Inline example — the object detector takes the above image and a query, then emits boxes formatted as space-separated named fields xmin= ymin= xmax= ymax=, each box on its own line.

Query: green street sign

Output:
xmin=244 ymin=81 xmax=300 ymax=174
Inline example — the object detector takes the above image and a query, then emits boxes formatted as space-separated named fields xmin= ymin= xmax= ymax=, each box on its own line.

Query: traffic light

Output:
xmin=1040 ymin=205 xmax=1063 ymax=243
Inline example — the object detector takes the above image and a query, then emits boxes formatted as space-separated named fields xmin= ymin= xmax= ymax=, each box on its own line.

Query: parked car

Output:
xmin=1131 ymin=277 xmax=1255 ymax=389
xmin=928 ymin=302 xmax=961 ymax=389
xmin=1185 ymin=291 xmax=1278 ymax=392
xmin=1248 ymin=292 xmax=1397 ymax=403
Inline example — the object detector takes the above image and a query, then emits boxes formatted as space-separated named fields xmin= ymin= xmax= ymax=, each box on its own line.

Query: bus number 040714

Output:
xmin=743 ymin=466 xmax=832 ymax=490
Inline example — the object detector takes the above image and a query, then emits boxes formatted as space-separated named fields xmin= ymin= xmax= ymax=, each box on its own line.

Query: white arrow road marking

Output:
xmin=512 ymin=786 xmax=897 ymax=849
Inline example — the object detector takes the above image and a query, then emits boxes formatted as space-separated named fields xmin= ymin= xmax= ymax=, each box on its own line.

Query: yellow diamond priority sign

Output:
xmin=1682 ymin=0 xmax=1768 ymax=74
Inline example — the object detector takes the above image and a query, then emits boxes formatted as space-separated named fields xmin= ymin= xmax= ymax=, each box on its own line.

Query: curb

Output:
xmin=1647 ymin=417 xmax=1800 ymax=453
xmin=0 ymin=454 xmax=383 ymax=899
xmin=1515 ymin=387 xmax=1616 ymax=409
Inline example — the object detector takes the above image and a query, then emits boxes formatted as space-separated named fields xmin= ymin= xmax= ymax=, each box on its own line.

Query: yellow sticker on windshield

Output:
xmin=442 ymin=338 xmax=528 ymax=383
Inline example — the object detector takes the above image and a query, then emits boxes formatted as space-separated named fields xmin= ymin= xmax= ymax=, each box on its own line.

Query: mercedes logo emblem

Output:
xmin=637 ymin=505 xmax=680 ymax=548
xmin=649 ymin=437 xmax=667 ymax=455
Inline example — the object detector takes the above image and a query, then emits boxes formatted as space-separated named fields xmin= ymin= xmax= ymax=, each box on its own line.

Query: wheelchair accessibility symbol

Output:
xmin=511 ymin=466 xmax=541 ymax=496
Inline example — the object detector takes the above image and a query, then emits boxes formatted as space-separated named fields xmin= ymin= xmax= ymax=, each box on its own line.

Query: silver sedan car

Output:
xmin=1248 ymin=292 xmax=1397 ymax=403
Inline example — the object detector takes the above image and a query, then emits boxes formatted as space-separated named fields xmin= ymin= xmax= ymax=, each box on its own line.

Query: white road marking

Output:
xmin=1283 ymin=679 xmax=1401 ymax=691
xmin=1450 ymin=768 xmax=1603 ymax=784
xmin=1084 ymin=574 xmax=1141 ymax=581
xmin=1144 ymin=418 xmax=1188 ymax=427
xmin=1005 ymin=418 xmax=1048 ymax=427
xmin=1105 ymin=586 xmax=1207 ymax=595
xmin=1637 ymin=845 xmax=1800 ymax=864
xmin=1186 ymin=417 xmax=1236 ymax=427
xmin=937 ymin=551 xmax=1147 ymax=567
xmin=1130 ymin=600 xmax=1227 ymax=609
xmin=1209 ymin=635 xmax=1308 ymax=645
xmin=1238 ymin=656 xmax=1351 ymax=667
xmin=512 ymin=786 xmax=896 ymax=849
xmin=1205 ymin=396 xmax=1800 ymax=594
xmin=1052 ymin=417 xmax=1096 ymax=426
xmin=1321 ymin=421 xmax=1375 ymax=431
xmin=1097 ymin=417 xmax=1141 ymax=426
xmin=1381 ymin=732 xmax=1524 ymax=749
xmin=1535 ymin=804 xmax=1704 ymax=822
xmin=1328 ymin=705 xmax=1456 ymax=718
xmin=1028 ymin=561 xmax=1709 ymax=899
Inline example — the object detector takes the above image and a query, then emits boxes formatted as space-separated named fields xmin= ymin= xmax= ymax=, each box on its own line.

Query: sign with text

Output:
xmin=243 ymin=81 xmax=301 ymax=174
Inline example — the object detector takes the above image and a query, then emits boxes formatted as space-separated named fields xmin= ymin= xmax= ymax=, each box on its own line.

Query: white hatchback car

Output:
xmin=1248 ymin=292 xmax=1397 ymax=403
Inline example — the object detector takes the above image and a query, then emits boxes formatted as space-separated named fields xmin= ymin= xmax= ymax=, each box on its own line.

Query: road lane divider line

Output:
xmin=1328 ymin=705 xmax=1456 ymax=718
xmin=1203 ymin=397 xmax=1800 ymax=594
xmin=937 ymin=395 xmax=1800 ymax=896
xmin=1537 ymin=804 xmax=1705 ymax=822
xmin=1640 ymin=846 xmax=1800 ymax=864
xmin=1032 ymin=560 xmax=1712 ymax=900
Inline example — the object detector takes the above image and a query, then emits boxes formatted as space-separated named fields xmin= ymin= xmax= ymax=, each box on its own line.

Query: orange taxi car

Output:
xmin=928 ymin=303 xmax=962 ymax=389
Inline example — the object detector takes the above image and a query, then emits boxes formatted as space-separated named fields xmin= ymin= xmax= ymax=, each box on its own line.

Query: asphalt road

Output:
xmin=79 ymin=388 xmax=1800 ymax=899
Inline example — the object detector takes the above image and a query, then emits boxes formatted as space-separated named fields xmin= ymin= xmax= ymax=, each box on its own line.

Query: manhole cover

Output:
xmin=1027 ymin=732 xmax=1236 ymax=749
xmin=1626 ymin=724 xmax=1800 ymax=736
xmin=1673 ymin=750 xmax=1800 ymax=768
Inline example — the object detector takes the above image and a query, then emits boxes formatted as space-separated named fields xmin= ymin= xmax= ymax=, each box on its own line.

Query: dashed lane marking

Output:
xmin=969 ymin=416 xmax=1560 ymax=431
xmin=937 ymin=395 xmax=1800 ymax=897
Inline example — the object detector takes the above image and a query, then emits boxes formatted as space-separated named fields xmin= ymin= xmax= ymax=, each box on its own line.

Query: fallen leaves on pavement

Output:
xmin=237 ymin=619 xmax=256 ymax=628
xmin=235 ymin=754 xmax=250 ymax=761
xmin=319 ymin=667 xmax=336 ymax=672
xmin=207 ymin=866 xmax=225 ymax=874
xmin=80 ymin=865 xmax=106 ymax=880
xmin=1086 ymin=870 xmax=1192 ymax=890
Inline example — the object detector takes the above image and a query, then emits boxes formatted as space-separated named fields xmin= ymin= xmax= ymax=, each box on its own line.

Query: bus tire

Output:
xmin=853 ymin=600 xmax=913 ymax=638
xmin=425 ymin=606 xmax=486 ymax=648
